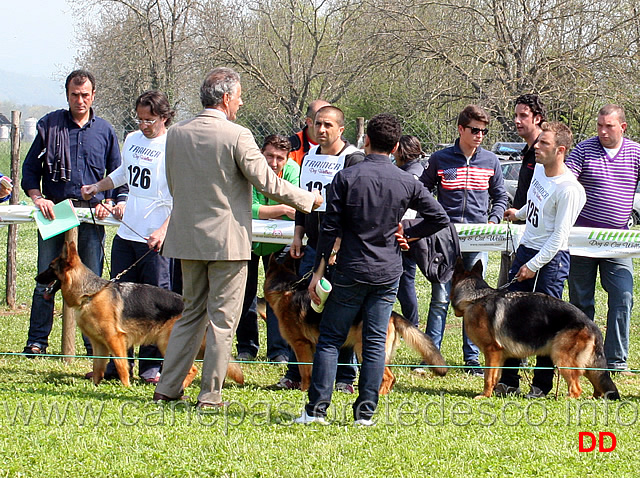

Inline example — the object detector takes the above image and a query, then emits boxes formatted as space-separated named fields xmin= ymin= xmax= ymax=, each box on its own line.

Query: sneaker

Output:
xmin=354 ymin=418 xmax=375 ymax=427
xmin=275 ymin=377 xmax=301 ymax=390
xmin=525 ymin=386 xmax=547 ymax=399
xmin=412 ymin=361 xmax=428 ymax=375
xmin=609 ymin=366 xmax=634 ymax=376
xmin=464 ymin=361 xmax=484 ymax=377
xmin=335 ymin=382 xmax=355 ymax=394
xmin=235 ymin=352 xmax=256 ymax=362
xmin=493 ymin=382 xmax=521 ymax=397
xmin=294 ymin=410 xmax=327 ymax=425
xmin=270 ymin=354 xmax=289 ymax=364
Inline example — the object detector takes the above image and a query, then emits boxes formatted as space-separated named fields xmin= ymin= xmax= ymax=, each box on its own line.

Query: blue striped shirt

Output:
xmin=565 ymin=137 xmax=640 ymax=229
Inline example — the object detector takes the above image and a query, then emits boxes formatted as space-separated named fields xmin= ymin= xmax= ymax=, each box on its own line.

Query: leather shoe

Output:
xmin=152 ymin=391 xmax=189 ymax=403
xmin=23 ymin=345 xmax=45 ymax=358
xmin=196 ymin=401 xmax=229 ymax=410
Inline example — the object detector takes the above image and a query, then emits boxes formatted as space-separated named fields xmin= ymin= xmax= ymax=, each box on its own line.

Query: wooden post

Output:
xmin=356 ymin=117 xmax=365 ymax=149
xmin=62 ymin=227 xmax=78 ymax=362
xmin=5 ymin=111 xmax=21 ymax=308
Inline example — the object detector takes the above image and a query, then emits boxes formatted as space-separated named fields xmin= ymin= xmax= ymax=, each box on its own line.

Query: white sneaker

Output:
xmin=354 ymin=418 xmax=375 ymax=427
xmin=293 ymin=410 xmax=328 ymax=425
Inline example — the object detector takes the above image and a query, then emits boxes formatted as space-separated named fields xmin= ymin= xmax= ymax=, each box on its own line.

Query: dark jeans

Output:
xmin=396 ymin=252 xmax=419 ymax=326
xmin=284 ymin=245 xmax=357 ymax=384
xmin=306 ymin=272 xmax=399 ymax=421
xmin=27 ymin=223 xmax=105 ymax=353
xmin=104 ymin=236 xmax=171 ymax=378
xmin=236 ymin=252 xmax=290 ymax=359
xmin=499 ymin=246 xmax=570 ymax=394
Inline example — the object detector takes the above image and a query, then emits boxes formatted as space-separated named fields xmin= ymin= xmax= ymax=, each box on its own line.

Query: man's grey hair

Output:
xmin=200 ymin=67 xmax=241 ymax=108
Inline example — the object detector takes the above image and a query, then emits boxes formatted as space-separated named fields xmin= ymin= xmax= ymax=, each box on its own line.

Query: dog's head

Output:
xmin=35 ymin=241 xmax=82 ymax=299
xmin=449 ymin=257 xmax=488 ymax=317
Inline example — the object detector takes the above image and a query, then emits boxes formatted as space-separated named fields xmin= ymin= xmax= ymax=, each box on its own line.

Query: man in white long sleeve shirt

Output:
xmin=494 ymin=121 xmax=586 ymax=399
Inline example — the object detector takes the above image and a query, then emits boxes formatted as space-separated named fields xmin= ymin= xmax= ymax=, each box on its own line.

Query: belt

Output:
xmin=51 ymin=198 xmax=96 ymax=208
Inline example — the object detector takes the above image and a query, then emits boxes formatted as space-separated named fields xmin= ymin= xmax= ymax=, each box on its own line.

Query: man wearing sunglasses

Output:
xmin=419 ymin=104 xmax=508 ymax=376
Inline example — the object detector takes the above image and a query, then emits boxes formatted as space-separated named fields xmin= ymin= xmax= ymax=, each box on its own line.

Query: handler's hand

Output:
xmin=290 ymin=236 xmax=304 ymax=259
xmin=35 ymin=197 xmax=55 ymax=220
xmin=504 ymin=208 xmax=518 ymax=222
xmin=81 ymin=184 xmax=98 ymax=200
xmin=311 ymin=190 xmax=323 ymax=210
xmin=308 ymin=273 xmax=322 ymax=305
xmin=394 ymin=223 xmax=410 ymax=251
xmin=516 ymin=264 xmax=535 ymax=281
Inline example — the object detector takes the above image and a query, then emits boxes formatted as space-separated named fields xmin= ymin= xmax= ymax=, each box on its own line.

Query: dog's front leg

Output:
xmin=478 ymin=346 xmax=503 ymax=399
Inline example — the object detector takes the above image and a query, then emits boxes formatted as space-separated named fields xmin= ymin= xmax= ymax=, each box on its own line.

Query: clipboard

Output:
xmin=34 ymin=199 xmax=81 ymax=240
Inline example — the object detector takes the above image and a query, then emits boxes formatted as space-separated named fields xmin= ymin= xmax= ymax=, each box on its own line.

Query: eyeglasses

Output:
xmin=134 ymin=118 xmax=158 ymax=126
xmin=463 ymin=126 xmax=489 ymax=135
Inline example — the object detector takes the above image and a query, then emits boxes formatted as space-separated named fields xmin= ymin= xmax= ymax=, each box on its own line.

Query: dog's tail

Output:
xmin=391 ymin=312 xmax=448 ymax=376
xmin=226 ymin=361 xmax=245 ymax=385
xmin=585 ymin=331 xmax=620 ymax=400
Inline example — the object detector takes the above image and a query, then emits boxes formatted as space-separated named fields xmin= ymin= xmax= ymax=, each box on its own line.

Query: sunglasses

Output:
xmin=134 ymin=118 xmax=158 ymax=126
xmin=463 ymin=126 xmax=489 ymax=135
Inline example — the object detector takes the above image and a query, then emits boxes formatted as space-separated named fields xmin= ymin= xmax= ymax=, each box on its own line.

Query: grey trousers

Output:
xmin=155 ymin=259 xmax=247 ymax=404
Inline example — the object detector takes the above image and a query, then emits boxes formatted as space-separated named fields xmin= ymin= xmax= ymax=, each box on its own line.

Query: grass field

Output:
xmin=2 ymin=140 xmax=640 ymax=476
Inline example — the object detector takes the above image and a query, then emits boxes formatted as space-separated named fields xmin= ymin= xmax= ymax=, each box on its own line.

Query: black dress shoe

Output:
xmin=23 ymin=345 xmax=45 ymax=358
xmin=152 ymin=391 xmax=189 ymax=403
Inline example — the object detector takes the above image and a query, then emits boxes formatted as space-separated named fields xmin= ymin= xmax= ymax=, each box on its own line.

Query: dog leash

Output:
xmin=289 ymin=270 xmax=313 ymax=289
xmin=89 ymin=202 xmax=156 ymax=282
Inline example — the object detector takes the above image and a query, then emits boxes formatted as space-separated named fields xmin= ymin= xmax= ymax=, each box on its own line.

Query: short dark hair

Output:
xmin=457 ymin=105 xmax=490 ymax=127
xmin=200 ymin=67 xmax=241 ymax=108
xmin=65 ymin=70 xmax=96 ymax=95
xmin=366 ymin=113 xmax=402 ymax=153
xmin=515 ymin=94 xmax=547 ymax=123
xmin=136 ymin=90 xmax=175 ymax=126
xmin=315 ymin=105 xmax=345 ymax=126
xmin=541 ymin=121 xmax=573 ymax=151
xmin=262 ymin=134 xmax=291 ymax=153
xmin=598 ymin=104 xmax=626 ymax=124
xmin=396 ymin=135 xmax=424 ymax=163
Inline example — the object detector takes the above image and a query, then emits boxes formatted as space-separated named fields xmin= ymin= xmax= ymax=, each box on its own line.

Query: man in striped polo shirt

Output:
xmin=565 ymin=104 xmax=640 ymax=374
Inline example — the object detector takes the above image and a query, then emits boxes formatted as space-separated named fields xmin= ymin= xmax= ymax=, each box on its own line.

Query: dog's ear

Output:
xmin=454 ymin=256 xmax=465 ymax=275
xmin=471 ymin=259 xmax=483 ymax=276
xmin=61 ymin=241 xmax=69 ymax=260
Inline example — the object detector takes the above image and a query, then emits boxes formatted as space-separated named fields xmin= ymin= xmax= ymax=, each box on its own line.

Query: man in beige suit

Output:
xmin=153 ymin=67 xmax=322 ymax=408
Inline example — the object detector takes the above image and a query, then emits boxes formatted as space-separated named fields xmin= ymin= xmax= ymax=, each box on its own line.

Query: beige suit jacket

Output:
xmin=163 ymin=109 xmax=315 ymax=261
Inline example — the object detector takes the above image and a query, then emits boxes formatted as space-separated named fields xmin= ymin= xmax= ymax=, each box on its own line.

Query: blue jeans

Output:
xmin=305 ymin=272 xmax=399 ymax=421
xmin=499 ymin=247 xmax=570 ymax=393
xmin=568 ymin=255 xmax=634 ymax=369
xmin=284 ymin=245 xmax=357 ymax=384
xmin=396 ymin=252 xmax=419 ymax=326
xmin=425 ymin=251 xmax=486 ymax=364
xmin=105 ymin=235 xmax=170 ymax=378
xmin=27 ymin=223 xmax=105 ymax=352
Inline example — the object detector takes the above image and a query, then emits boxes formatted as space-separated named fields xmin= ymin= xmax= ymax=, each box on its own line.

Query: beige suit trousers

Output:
xmin=156 ymin=259 xmax=247 ymax=404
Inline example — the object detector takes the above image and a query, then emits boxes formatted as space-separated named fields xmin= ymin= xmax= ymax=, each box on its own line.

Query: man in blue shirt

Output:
xmin=295 ymin=113 xmax=449 ymax=425
xmin=21 ymin=69 xmax=122 ymax=357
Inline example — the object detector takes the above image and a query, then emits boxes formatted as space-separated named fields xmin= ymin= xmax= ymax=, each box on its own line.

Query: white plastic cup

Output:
xmin=311 ymin=277 xmax=332 ymax=313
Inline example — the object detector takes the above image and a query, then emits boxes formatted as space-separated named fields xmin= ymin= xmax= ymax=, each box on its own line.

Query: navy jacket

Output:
xmin=420 ymin=139 xmax=507 ymax=224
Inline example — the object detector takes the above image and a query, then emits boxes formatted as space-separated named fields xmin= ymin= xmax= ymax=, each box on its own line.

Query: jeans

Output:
xmin=396 ymin=252 xmax=419 ymax=326
xmin=568 ymin=255 xmax=634 ymax=369
xmin=27 ymin=223 xmax=105 ymax=353
xmin=284 ymin=245 xmax=357 ymax=384
xmin=306 ymin=271 xmax=399 ymax=421
xmin=499 ymin=247 xmax=570 ymax=393
xmin=236 ymin=252 xmax=290 ymax=359
xmin=104 ymin=235 xmax=170 ymax=378
xmin=425 ymin=251 xmax=486 ymax=364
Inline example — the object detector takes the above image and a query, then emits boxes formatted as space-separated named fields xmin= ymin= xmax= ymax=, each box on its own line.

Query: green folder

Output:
xmin=34 ymin=199 xmax=80 ymax=240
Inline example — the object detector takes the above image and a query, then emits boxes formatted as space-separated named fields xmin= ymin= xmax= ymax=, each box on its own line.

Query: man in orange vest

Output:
xmin=289 ymin=99 xmax=330 ymax=165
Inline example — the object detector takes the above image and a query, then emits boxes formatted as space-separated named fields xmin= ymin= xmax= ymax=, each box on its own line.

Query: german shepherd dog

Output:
xmin=263 ymin=254 xmax=448 ymax=394
xmin=450 ymin=259 xmax=620 ymax=400
xmin=36 ymin=241 xmax=244 ymax=389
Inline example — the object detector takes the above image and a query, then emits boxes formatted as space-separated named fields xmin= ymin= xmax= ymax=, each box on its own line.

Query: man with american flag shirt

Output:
xmin=418 ymin=105 xmax=508 ymax=376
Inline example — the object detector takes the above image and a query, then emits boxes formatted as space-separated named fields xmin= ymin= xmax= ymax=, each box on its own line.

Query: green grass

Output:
xmin=2 ymin=218 xmax=640 ymax=476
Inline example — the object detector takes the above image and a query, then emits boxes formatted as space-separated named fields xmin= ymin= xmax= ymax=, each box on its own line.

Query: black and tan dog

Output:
xmin=263 ymin=254 xmax=447 ymax=394
xmin=450 ymin=259 xmax=620 ymax=400
xmin=36 ymin=241 xmax=244 ymax=389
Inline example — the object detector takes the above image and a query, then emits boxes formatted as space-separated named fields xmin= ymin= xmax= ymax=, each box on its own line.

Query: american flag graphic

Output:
xmin=439 ymin=167 xmax=494 ymax=190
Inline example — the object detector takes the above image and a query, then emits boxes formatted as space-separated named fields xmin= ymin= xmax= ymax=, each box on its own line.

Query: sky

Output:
xmin=1 ymin=0 xmax=78 ymax=106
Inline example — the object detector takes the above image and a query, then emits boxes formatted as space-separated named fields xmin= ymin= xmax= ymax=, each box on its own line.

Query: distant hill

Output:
xmin=0 ymin=69 xmax=67 ymax=108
